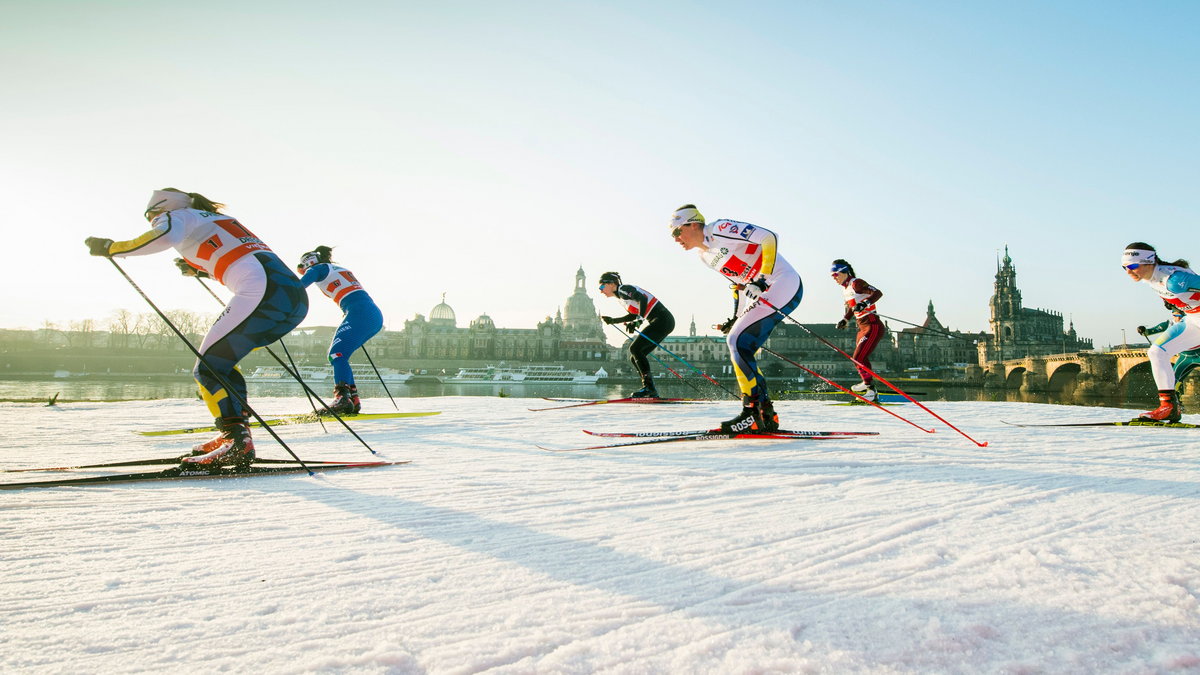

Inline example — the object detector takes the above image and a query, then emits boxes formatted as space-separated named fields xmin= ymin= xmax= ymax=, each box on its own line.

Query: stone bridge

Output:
xmin=980 ymin=348 xmax=1158 ymax=399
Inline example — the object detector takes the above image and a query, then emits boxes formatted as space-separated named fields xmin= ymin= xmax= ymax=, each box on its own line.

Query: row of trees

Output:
xmin=25 ymin=309 xmax=215 ymax=350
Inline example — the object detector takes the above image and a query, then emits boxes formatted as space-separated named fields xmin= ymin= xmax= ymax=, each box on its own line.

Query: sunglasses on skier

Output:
xmin=1123 ymin=264 xmax=1141 ymax=271
xmin=670 ymin=226 xmax=684 ymax=239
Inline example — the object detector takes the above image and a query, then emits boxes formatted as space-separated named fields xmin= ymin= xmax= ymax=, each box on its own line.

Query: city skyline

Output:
xmin=2 ymin=2 xmax=1196 ymax=348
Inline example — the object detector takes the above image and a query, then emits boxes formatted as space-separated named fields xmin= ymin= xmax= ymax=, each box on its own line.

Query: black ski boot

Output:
xmin=325 ymin=383 xmax=357 ymax=416
xmin=721 ymin=396 xmax=760 ymax=434
xmin=630 ymin=377 xmax=659 ymax=399
xmin=758 ymin=398 xmax=780 ymax=432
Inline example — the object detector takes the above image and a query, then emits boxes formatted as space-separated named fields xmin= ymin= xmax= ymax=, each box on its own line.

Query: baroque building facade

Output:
xmin=976 ymin=247 xmax=1093 ymax=363
xmin=374 ymin=268 xmax=614 ymax=365
xmin=894 ymin=301 xmax=989 ymax=372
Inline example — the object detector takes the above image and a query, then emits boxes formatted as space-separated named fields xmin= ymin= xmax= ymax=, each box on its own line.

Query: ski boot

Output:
xmin=629 ymin=381 xmax=659 ymax=399
xmin=758 ymin=397 xmax=780 ymax=432
xmin=851 ymin=381 xmax=877 ymax=402
xmin=325 ymin=383 xmax=358 ymax=416
xmin=1138 ymin=390 xmax=1182 ymax=423
xmin=190 ymin=411 xmax=249 ymax=456
xmin=182 ymin=417 xmax=255 ymax=468
xmin=720 ymin=395 xmax=761 ymax=434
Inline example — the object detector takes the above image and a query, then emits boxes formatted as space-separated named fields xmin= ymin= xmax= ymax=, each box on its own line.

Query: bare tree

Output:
xmin=67 ymin=318 xmax=96 ymax=348
xmin=108 ymin=309 xmax=135 ymax=349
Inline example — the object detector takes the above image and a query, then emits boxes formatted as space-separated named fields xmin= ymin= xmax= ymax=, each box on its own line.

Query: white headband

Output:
xmin=1122 ymin=249 xmax=1157 ymax=267
xmin=145 ymin=190 xmax=193 ymax=217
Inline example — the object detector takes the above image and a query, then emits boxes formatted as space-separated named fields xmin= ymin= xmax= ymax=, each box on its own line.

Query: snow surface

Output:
xmin=3 ymin=396 xmax=1199 ymax=674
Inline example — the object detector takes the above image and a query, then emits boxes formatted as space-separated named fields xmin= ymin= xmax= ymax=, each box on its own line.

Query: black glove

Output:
xmin=853 ymin=300 xmax=869 ymax=312
xmin=1136 ymin=325 xmax=1147 ymax=336
xmin=625 ymin=319 xmax=644 ymax=333
xmin=714 ymin=317 xmax=735 ymax=334
xmin=601 ymin=316 xmax=620 ymax=325
xmin=84 ymin=237 xmax=114 ymax=257
xmin=741 ymin=276 xmax=769 ymax=302
xmin=836 ymin=319 xmax=848 ymax=330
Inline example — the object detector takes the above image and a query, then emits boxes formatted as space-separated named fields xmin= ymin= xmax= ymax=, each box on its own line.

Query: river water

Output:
xmin=0 ymin=376 xmax=1146 ymax=411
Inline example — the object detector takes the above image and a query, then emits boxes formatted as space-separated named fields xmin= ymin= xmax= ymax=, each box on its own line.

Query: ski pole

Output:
xmin=104 ymin=258 xmax=313 ymax=472
xmin=876 ymin=313 xmax=974 ymax=341
xmin=603 ymin=323 xmax=712 ymax=399
xmin=277 ymin=338 xmax=328 ymax=433
xmin=360 ymin=345 xmax=400 ymax=411
xmin=192 ymin=277 xmax=378 ymax=454
xmin=624 ymin=324 xmax=739 ymax=399
xmin=757 ymin=297 xmax=988 ymax=447
xmin=194 ymin=276 xmax=325 ymax=431
xmin=759 ymin=346 xmax=936 ymax=434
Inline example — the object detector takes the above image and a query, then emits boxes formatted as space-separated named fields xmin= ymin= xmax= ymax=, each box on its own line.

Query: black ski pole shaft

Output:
xmin=104 ymin=258 xmax=313 ymax=472
xmin=875 ymin=313 xmax=972 ymax=340
xmin=191 ymin=278 xmax=326 ymax=430
xmin=360 ymin=345 xmax=399 ymax=411
xmin=603 ymin=322 xmax=714 ymax=399
xmin=277 ymin=338 xmax=328 ymax=433
xmin=758 ymin=297 xmax=987 ymax=447
xmin=622 ymin=323 xmax=737 ymax=399
xmin=193 ymin=277 xmax=378 ymax=454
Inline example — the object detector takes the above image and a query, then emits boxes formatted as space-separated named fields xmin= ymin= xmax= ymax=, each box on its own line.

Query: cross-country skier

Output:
xmin=297 ymin=246 xmax=383 ymax=414
xmin=1137 ymin=303 xmax=1200 ymax=399
xmin=1122 ymin=242 xmax=1200 ymax=422
xmin=85 ymin=188 xmax=308 ymax=466
xmin=598 ymin=271 xmax=676 ymax=399
xmin=831 ymin=259 xmax=884 ymax=402
xmin=669 ymin=204 xmax=802 ymax=432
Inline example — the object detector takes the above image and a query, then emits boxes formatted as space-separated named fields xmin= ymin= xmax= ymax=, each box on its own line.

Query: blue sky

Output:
xmin=2 ymin=1 xmax=1196 ymax=348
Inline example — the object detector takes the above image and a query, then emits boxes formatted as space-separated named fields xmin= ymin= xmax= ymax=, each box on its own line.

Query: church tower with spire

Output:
xmin=989 ymin=246 xmax=1023 ymax=347
xmin=981 ymin=245 xmax=1092 ymax=362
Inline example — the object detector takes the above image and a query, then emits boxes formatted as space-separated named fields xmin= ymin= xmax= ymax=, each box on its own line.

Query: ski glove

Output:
xmin=714 ymin=317 xmax=736 ymax=335
xmin=84 ymin=237 xmax=114 ymax=257
xmin=1136 ymin=325 xmax=1147 ymax=336
xmin=625 ymin=319 xmax=644 ymax=334
xmin=601 ymin=316 xmax=620 ymax=325
xmin=174 ymin=258 xmax=209 ymax=278
xmin=836 ymin=319 xmax=849 ymax=330
xmin=741 ymin=277 xmax=769 ymax=302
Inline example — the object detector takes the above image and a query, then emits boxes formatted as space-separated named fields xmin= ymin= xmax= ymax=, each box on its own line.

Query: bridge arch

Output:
xmin=1004 ymin=366 xmax=1027 ymax=389
xmin=1046 ymin=362 xmax=1081 ymax=393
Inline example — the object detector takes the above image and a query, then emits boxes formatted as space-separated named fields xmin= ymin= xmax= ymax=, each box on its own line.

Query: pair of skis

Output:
xmin=542 ymin=427 xmax=879 ymax=451
xmin=1 ymin=457 xmax=407 ymax=490
xmin=139 ymin=410 xmax=441 ymax=436
xmin=529 ymin=397 xmax=713 ymax=412
xmin=1003 ymin=419 xmax=1200 ymax=429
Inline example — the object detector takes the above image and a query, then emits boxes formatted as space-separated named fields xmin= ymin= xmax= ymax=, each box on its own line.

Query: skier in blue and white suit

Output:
xmin=297 ymin=246 xmax=384 ymax=415
xmin=1123 ymin=242 xmax=1200 ymax=422
xmin=670 ymin=204 xmax=803 ymax=433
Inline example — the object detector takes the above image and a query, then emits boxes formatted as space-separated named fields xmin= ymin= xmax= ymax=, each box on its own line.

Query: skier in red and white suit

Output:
xmin=831 ymin=259 xmax=884 ymax=402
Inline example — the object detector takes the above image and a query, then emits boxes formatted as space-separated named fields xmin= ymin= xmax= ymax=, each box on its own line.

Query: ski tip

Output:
xmin=978 ymin=441 xmax=990 ymax=447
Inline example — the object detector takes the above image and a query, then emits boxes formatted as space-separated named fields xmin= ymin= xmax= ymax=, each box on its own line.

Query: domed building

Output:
xmin=429 ymin=294 xmax=456 ymax=329
xmin=562 ymin=267 xmax=604 ymax=342
xmin=385 ymin=271 xmax=613 ymax=365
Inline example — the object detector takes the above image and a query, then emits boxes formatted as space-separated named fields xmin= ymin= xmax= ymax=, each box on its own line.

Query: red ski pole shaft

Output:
xmin=758 ymin=347 xmax=936 ymax=434
xmin=759 ymin=298 xmax=988 ymax=447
